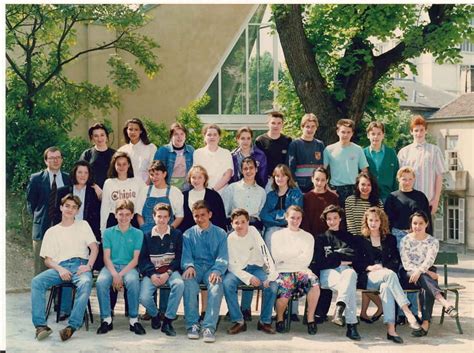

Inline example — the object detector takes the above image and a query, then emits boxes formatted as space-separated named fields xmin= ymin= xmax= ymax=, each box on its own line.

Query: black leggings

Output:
xmin=401 ymin=267 xmax=441 ymax=321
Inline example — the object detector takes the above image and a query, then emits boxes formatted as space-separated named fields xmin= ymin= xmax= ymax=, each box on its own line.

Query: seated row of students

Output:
xmin=54 ymin=145 xmax=432 ymax=321
xmin=34 ymin=190 xmax=459 ymax=344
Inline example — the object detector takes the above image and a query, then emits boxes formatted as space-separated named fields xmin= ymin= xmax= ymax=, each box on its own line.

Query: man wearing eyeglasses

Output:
xmin=27 ymin=146 xmax=71 ymax=275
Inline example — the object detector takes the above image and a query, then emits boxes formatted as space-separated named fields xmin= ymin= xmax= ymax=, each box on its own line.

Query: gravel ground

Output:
xmin=6 ymin=239 xmax=34 ymax=292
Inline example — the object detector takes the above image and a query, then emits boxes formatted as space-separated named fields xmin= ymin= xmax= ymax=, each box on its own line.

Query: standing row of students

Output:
xmin=28 ymin=110 xmax=451 ymax=344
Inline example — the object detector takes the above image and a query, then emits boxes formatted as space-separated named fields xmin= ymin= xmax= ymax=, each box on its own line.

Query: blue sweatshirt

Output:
xmin=181 ymin=223 xmax=229 ymax=276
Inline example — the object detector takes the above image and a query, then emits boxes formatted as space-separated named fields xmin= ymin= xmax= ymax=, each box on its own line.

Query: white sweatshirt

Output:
xmin=100 ymin=177 xmax=146 ymax=232
xmin=271 ymin=228 xmax=315 ymax=274
xmin=227 ymin=226 xmax=278 ymax=284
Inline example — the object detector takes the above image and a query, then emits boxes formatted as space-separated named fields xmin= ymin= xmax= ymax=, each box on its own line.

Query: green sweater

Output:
xmin=363 ymin=145 xmax=399 ymax=201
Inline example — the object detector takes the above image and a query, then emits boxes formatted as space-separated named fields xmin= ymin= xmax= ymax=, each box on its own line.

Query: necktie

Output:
xmin=48 ymin=174 xmax=57 ymax=224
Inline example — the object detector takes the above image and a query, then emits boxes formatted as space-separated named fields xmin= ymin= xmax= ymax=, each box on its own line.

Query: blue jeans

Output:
xmin=183 ymin=266 xmax=224 ymax=333
xmin=31 ymin=258 xmax=93 ymax=329
xmin=392 ymin=227 xmax=419 ymax=318
xmin=366 ymin=269 xmax=410 ymax=324
xmin=96 ymin=265 xmax=140 ymax=319
xmin=319 ymin=265 xmax=358 ymax=324
xmin=223 ymin=266 xmax=277 ymax=324
xmin=330 ymin=184 xmax=355 ymax=207
xmin=139 ymin=271 xmax=184 ymax=320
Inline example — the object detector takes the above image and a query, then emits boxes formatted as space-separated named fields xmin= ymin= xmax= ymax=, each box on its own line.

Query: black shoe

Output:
xmin=96 ymin=321 xmax=113 ymax=334
xmin=290 ymin=313 xmax=299 ymax=322
xmin=314 ymin=315 xmax=327 ymax=324
xmin=129 ymin=322 xmax=146 ymax=335
xmin=332 ymin=302 xmax=346 ymax=327
xmin=411 ymin=327 xmax=428 ymax=337
xmin=346 ymin=324 xmax=361 ymax=341
xmin=151 ymin=314 xmax=161 ymax=329
xmin=396 ymin=316 xmax=407 ymax=326
xmin=387 ymin=333 xmax=404 ymax=344
xmin=161 ymin=319 xmax=176 ymax=336
xmin=307 ymin=321 xmax=317 ymax=335
xmin=370 ymin=312 xmax=383 ymax=323
xmin=359 ymin=316 xmax=373 ymax=324
xmin=242 ymin=309 xmax=252 ymax=322
xmin=58 ymin=313 xmax=70 ymax=322
xmin=276 ymin=321 xmax=285 ymax=333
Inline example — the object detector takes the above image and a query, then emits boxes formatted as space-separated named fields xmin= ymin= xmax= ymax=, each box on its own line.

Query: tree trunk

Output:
xmin=274 ymin=5 xmax=342 ymax=143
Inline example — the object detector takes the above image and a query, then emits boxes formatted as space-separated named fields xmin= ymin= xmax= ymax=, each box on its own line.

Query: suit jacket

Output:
xmin=353 ymin=234 xmax=401 ymax=289
xmin=54 ymin=184 xmax=101 ymax=241
xmin=26 ymin=170 xmax=70 ymax=241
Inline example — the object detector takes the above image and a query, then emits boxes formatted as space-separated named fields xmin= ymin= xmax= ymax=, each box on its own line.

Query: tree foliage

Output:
xmin=6 ymin=4 xmax=161 ymax=191
xmin=272 ymin=4 xmax=474 ymax=143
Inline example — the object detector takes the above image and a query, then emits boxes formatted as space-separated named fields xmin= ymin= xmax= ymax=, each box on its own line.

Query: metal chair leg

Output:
xmin=285 ymin=298 xmax=293 ymax=332
xmin=56 ymin=286 xmax=63 ymax=323
xmin=454 ymin=290 xmax=463 ymax=334
xmin=45 ymin=286 xmax=57 ymax=320
xmin=440 ymin=290 xmax=447 ymax=325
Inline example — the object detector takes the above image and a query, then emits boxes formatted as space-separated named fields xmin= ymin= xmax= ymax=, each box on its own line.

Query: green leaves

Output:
xmin=6 ymin=4 xmax=161 ymax=191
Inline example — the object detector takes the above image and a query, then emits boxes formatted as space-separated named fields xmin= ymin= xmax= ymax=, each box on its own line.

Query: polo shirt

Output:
xmin=323 ymin=142 xmax=369 ymax=186
xmin=103 ymin=225 xmax=144 ymax=265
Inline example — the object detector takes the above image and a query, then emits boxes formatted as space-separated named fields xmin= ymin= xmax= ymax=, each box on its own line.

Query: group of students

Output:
xmin=28 ymin=112 xmax=458 ymax=344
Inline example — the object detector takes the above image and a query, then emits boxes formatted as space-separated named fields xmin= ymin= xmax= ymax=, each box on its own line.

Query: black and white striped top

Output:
xmin=345 ymin=195 xmax=383 ymax=236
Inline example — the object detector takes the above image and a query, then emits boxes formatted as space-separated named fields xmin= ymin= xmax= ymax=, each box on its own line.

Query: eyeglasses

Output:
xmin=47 ymin=156 xmax=63 ymax=161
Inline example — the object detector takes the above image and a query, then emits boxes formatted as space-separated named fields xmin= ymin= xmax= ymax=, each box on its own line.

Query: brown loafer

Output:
xmin=257 ymin=321 xmax=276 ymax=334
xmin=35 ymin=326 xmax=52 ymax=341
xmin=227 ymin=322 xmax=247 ymax=335
xmin=59 ymin=326 xmax=76 ymax=341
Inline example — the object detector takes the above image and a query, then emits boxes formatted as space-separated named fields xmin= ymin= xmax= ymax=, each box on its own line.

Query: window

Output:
xmin=199 ymin=5 xmax=284 ymax=126
xmin=447 ymin=197 xmax=459 ymax=241
xmin=445 ymin=135 xmax=460 ymax=171
xmin=460 ymin=65 xmax=474 ymax=93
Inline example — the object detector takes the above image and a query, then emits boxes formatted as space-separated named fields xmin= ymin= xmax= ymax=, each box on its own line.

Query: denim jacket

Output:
xmin=260 ymin=187 xmax=303 ymax=228
xmin=181 ymin=223 xmax=229 ymax=275
xmin=154 ymin=143 xmax=194 ymax=188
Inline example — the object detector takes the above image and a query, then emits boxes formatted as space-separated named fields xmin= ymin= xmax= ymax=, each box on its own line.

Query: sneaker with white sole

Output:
xmin=187 ymin=324 xmax=200 ymax=339
xmin=202 ymin=328 xmax=216 ymax=343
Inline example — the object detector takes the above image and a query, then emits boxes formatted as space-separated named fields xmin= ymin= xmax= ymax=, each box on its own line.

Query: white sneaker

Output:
xmin=202 ymin=328 xmax=215 ymax=343
xmin=187 ymin=324 xmax=200 ymax=339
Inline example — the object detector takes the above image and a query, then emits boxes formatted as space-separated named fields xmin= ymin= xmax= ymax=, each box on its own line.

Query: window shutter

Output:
xmin=459 ymin=198 xmax=465 ymax=244
xmin=433 ymin=201 xmax=444 ymax=241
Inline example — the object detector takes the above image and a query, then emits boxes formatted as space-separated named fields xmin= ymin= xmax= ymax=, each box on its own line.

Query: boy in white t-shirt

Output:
xmin=31 ymin=194 xmax=98 ymax=342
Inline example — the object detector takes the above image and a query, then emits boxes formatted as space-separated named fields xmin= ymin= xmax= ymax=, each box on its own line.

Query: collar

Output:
xmin=369 ymin=144 xmax=385 ymax=153
xmin=414 ymin=141 xmax=426 ymax=148
xmin=151 ymin=225 xmax=171 ymax=238
xmin=239 ymin=179 xmax=257 ymax=188
xmin=113 ymin=224 xmax=132 ymax=234
xmin=47 ymin=169 xmax=61 ymax=178
xmin=130 ymin=139 xmax=145 ymax=148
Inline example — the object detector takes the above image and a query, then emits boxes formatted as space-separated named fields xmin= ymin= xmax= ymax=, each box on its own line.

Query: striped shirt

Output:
xmin=397 ymin=142 xmax=446 ymax=202
xmin=344 ymin=195 xmax=383 ymax=236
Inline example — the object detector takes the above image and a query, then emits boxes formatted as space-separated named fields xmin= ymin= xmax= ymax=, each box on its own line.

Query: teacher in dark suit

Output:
xmin=27 ymin=146 xmax=71 ymax=275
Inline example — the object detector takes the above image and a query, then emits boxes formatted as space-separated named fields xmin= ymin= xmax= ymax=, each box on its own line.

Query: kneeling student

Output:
xmin=182 ymin=200 xmax=228 ymax=343
xmin=96 ymin=200 xmax=145 ymax=335
xmin=223 ymin=208 xmax=278 ymax=335
xmin=139 ymin=203 xmax=184 ymax=336
xmin=31 ymin=194 xmax=98 ymax=342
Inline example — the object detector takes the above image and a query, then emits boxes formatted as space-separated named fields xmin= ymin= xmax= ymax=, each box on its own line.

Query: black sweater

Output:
xmin=354 ymin=234 xmax=401 ymax=289
xmin=311 ymin=229 xmax=358 ymax=276
xmin=138 ymin=227 xmax=183 ymax=277
xmin=384 ymin=189 xmax=432 ymax=234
